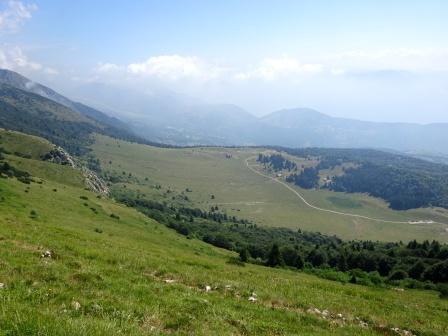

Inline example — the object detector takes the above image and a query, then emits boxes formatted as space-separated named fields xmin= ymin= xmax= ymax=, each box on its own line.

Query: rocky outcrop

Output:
xmin=42 ymin=145 xmax=108 ymax=195
xmin=42 ymin=146 xmax=76 ymax=167
xmin=82 ymin=168 xmax=109 ymax=195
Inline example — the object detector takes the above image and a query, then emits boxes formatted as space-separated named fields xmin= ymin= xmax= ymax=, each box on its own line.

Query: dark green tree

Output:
xmin=388 ymin=269 xmax=408 ymax=281
xmin=239 ymin=248 xmax=250 ymax=262
xmin=295 ymin=254 xmax=305 ymax=269
xmin=337 ymin=253 xmax=348 ymax=272
xmin=307 ymin=248 xmax=328 ymax=267
xmin=408 ymin=260 xmax=426 ymax=280
xmin=266 ymin=243 xmax=284 ymax=267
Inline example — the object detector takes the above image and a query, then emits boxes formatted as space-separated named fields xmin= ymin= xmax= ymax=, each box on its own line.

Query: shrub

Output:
xmin=239 ymin=248 xmax=249 ymax=262
xmin=437 ymin=283 xmax=448 ymax=299
xmin=308 ymin=268 xmax=349 ymax=283
xmin=408 ymin=260 xmax=427 ymax=280
xmin=368 ymin=271 xmax=384 ymax=286
xmin=424 ymin=260 xmax=448 ymax=283
xmin=389 ymin=269 xmax=408 ymax=281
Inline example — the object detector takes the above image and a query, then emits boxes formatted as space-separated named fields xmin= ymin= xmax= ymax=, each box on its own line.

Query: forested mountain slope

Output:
xmin=0 ymin=69 xmax=132 ymax=132
xmin=0 ymin=83 xmax=153 ymax=154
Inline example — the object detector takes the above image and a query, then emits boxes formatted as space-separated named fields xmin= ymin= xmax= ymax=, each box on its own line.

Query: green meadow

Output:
xmin=0 ymin=131 xmax=447 ymax=335
xmin=92 ymin=135 xmax=448 ymax=243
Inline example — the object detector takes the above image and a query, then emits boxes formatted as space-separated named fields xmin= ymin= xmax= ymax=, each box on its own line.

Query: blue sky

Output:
xmin=1 ymin=0 xmax=448 ymax=122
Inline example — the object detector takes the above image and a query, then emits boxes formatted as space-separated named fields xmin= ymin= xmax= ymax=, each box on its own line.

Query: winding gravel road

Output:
xmin=245 ymin=157 xmax=444 ymax=225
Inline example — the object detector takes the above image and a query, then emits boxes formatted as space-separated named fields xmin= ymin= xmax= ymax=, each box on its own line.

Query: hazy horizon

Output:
xmin=1 ymin=0 xmax=448 ymax=124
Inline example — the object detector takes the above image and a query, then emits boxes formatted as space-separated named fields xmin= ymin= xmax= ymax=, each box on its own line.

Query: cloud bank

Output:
xmin=0 ymin=0 xmax=36 ymax=33
xmin=94 ymin=48 xmax=448 ymax=86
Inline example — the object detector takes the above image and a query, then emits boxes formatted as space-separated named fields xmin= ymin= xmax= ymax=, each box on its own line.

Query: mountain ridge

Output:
xmin=3 ymin=69 xmax=448 ymax=154
xmin=0 ymin=69 xmax=135 ymax=134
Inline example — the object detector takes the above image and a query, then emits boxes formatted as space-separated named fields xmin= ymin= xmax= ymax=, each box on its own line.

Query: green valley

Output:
xmin=0 ymin=130 xmax=447 ymax=335
xmin=91 ymin=135 xmax=448 ymax=243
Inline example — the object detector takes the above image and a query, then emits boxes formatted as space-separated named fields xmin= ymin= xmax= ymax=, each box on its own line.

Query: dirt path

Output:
xmin=245 ymin=157 xmax=444 ymax=225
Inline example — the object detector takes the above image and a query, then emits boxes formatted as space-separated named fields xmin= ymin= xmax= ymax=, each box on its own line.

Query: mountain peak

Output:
xmin=261 ymin=107 xmax=331 ymax=128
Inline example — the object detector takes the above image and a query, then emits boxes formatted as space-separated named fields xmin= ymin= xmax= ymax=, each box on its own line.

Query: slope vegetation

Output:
xmin=91 ymin=135 xmax=448 ymax=243
xmin=0 ymin=83 xmax=150 ymax=155
xmin=0 ymin=132 xmax=447 ymax=335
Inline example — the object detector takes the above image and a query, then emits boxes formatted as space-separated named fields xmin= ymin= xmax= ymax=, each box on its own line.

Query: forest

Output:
xmin=0 ymin=84 xmax=166 ymax=155
xmin=263 ymin=148 xmax=448 ymax=210
xmin=114 ymin=190 xmax=448 ymax=292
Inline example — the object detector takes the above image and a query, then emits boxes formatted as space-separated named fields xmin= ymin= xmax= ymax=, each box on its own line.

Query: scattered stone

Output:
xmin=91 ymin=303 xmax=102 ymax=312
xmin=0 ymin=283 xmax=5 ymax=289
xmin=41 ymin=250 xmax=52 ymax=258
xmin=359 ymin=321 xmax=368 ymax=328
xmin=307 ymin=307 xmax=321 ymax=315
xmin=164 ymin=279 xmax=175 ymax=284
xmin=248 ymin=296 xmax=257 ymax=303
xmin=392 ymin=287 xmax=405 ymax=292
xmin=71 ymin=301 xmax=81 ymax=311
xmin=205 ymin=285 xmax=212 ymax=292
xmin=336 ymin=313 xmax=343 ymax=318
xmin=391 ymin=327 xmax=415 ymax=336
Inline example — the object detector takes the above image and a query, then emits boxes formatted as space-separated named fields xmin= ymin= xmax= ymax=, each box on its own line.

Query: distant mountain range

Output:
xmin=260 ymin=108 xmax=448 ymax=154
xmin=1 ymin=68 xmax=448 ymax=154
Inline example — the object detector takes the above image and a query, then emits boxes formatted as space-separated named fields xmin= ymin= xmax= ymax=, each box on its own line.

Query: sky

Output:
xmin=1 ymin=0 xmax=448 ymax=123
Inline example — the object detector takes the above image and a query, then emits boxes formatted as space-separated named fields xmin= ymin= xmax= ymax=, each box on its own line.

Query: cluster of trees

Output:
xmin=266 ymin=147 xmax=448 ymax=210
xmin=116 ymin=193 xmax=250 ymax=227
xmin=115 ymin=190 xmax=448 ymax=288
xmin=0 ymin=148 xmax=33 ymax=184
xmin=257 ymin=154 xmax=297 ymax=172
xmin=329 ymin=163 xmax=448 ymax=210
xmin=286 ymin=167 xmax=320 ymax=189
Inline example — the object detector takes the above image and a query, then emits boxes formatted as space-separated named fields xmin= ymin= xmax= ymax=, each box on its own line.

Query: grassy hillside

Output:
xmin=0 ymin=133 xmax=447 ymax=335
xmin=0 ymin=129 xmax=85 ymax=188
xmin=0 ymin=129 xmax=54 ymax=159
xmin=91 ymin=135 xmax=448 ymax=243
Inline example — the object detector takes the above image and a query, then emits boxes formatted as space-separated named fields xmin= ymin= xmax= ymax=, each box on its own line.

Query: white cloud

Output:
xmin=44 ymin=67 xmax=58 ymax=75
xmin=0 ymin=1 xmax=37 ymax=33
xmin=94 ymin=62 xmax=123 ymax=74
xmin=330 ymin=68 xmax=346 ymax=76
xmin=236 ymin=56 xmax=323 ymax=80
xmin=127 ymin=55 xmax=222 ymax=81
xmin=91 ymin=48 xmax=448 ymax=87
xmin=0 ymin=45 xmax=41 ymax=70
xmin=0 ymin=45 xmax=58 ymax=75
xmin=327 ymin=48 xmax=448 ymax=73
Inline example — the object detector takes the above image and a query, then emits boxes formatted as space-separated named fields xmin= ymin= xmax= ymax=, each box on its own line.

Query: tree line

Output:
xmin=115 ymin=191 xmax=448 ymax=293
xmin=264 ymin=147 xmax=448 ymax=210
xmin=257 ymin=153 xmax=297 ymax=172
xmin=0 ymin=147 xmax=33 ymax=184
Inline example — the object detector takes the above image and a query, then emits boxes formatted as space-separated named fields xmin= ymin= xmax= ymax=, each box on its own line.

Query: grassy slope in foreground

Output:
xmin=0 ymin=134 xmax=447 ymax=335
xmin=91 ymin=135 xmax=448 ymax=243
